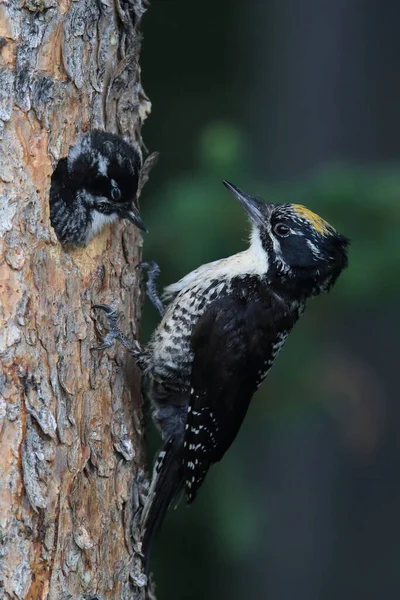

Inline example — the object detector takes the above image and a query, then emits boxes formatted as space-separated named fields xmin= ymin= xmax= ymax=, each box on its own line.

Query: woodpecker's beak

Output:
xmin=223 ymin=180 xmax=267 ymax=227
xmin=121 ymin=208 xmax=148 ymax=233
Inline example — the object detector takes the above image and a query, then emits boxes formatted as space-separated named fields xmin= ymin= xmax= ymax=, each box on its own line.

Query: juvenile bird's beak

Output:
xmin=223 ymin=180 xmax=269 ymax=227
xmin=121 ymin=208 xmax=148 ymax=233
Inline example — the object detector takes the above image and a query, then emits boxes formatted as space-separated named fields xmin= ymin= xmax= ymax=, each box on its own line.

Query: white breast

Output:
xmin=163 ymin=228 xmax=269 ymax=302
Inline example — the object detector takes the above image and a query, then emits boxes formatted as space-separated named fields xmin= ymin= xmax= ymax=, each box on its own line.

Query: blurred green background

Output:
xmin=139 ymin=2 xmax=400 ymax=599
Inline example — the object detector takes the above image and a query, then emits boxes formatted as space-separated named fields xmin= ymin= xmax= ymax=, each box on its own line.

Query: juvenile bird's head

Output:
xmin=67 ymin=130 xmax=147 ymax=233
xmin=223 ymin=180 xmax=349 ymax=298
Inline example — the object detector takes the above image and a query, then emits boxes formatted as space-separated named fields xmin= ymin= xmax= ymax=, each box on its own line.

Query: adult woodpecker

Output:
xmin=93 ymin=180 xmax=349 ymax=574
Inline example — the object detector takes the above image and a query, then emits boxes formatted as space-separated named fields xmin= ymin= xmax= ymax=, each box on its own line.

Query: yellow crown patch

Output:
xmin=292 ymin=205 xmax=333 ymax=236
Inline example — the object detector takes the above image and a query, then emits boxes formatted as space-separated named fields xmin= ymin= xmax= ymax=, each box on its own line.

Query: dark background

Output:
xmin=139 ymin=2 xmax=400 ymax=599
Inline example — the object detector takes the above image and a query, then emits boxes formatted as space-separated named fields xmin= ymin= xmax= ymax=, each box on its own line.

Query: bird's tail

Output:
xmin=140 ymin=437 xmax=184 ymax=575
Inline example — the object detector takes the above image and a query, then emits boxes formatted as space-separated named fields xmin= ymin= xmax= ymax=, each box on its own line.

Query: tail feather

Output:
xmin=141 ymin=437 xmax=183 ymax=575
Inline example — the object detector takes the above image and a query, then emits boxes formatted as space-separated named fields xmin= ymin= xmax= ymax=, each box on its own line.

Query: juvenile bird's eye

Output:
xmin=111 ymin=186 xmax=121 ymax=201
xmin=274 ymin=223 xmax=290 ymax=237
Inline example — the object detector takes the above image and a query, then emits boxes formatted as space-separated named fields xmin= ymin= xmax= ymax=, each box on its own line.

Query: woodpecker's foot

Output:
xmin=138 ymin=260 xmax=165 ymax=317
xmin=91 ymin=304 xmax=143 ymax=362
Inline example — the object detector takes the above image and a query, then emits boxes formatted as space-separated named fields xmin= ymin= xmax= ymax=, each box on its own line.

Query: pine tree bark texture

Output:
xmin=0 ymin=1 xmax=153 ymax=599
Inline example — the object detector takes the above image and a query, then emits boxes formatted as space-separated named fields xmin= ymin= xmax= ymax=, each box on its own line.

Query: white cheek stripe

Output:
xmin=269 ymin=231 xmax=291 ymax=273
xmin=306 ymin=238 xmax=322 ymax=257
xmin=89 ymin=211 xmax=119 ymax=239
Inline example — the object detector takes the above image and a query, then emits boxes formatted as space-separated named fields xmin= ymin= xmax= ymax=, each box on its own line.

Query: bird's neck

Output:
xmin=246 ymin=229 xmax=313 ymax=306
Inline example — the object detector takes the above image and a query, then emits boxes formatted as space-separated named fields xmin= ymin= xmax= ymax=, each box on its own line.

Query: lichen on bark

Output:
xmin=0 ymin=1 xmax=152 ymax=598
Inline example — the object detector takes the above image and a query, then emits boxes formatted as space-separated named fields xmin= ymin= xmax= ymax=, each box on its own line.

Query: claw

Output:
xmin=137 ymin=260 xmax=160 ymax=274
xmin=91 ymin=302 xmax=145 ymax=366
xmin=91 ymin=304 xmax=122 ymax=351
xmin=137 ymin=261 xmax=165 ymax=317
xmin=92 ymin=304 xmax=119 ymax=326
xmin=92 ymin=303 xmax=117 ymax=315
xmin=91 ymin=337 xmax=116 ymax=352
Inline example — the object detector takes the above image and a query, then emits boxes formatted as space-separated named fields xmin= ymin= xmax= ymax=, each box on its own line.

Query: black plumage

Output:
xmin=93 ymin=180 xmax=349 ymax=576
xmin=49 ymin=130 xmax=146 ymax=247
xmin=184 ymin=281 xmax=297 ymax=502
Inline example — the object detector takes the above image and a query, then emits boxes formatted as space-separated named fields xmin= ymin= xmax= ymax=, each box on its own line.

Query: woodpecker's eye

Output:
xmin=111 ymin=186 xmax=121 ymax=201
xmin=273 ymin=223 xmax=290 ymax=237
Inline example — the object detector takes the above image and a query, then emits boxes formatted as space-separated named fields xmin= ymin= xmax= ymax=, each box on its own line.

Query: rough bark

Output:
xmin=0 ymin=1 xmax=152 ymax=599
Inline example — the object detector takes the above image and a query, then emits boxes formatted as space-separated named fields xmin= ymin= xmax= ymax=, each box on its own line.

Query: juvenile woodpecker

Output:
xmin=50 ymin=130 xmax=147 ymax=247
xmin=93 ymin=181 xmax=349 ymax=573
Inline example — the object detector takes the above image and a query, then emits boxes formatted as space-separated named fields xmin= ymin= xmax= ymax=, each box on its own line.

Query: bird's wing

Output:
xmin=183 ymin=287 xmax=297 ymax=503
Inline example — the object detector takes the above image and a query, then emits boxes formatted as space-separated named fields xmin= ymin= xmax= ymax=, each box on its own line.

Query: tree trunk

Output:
xmin=0 ymin=2 xmax=152 ymax=599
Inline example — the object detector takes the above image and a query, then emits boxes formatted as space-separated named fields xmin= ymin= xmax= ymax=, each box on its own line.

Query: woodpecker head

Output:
xmin=223 ymin=180 xmax=349 ymax=298
xmin=66 ymin=130 xmax=147 ymax=233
